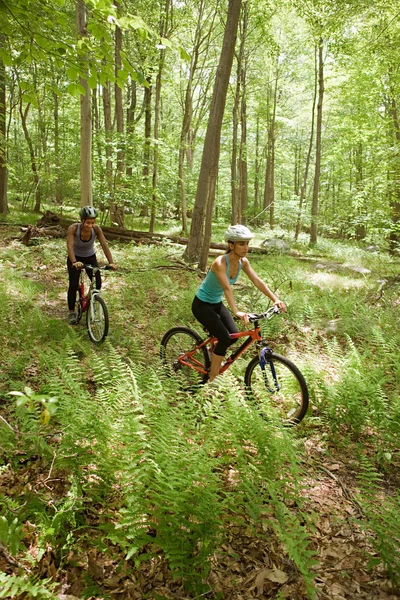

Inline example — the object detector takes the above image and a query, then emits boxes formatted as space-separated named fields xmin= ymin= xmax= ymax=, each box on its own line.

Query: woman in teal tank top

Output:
xmin=192 ymin=225 xmax=286 ymax=384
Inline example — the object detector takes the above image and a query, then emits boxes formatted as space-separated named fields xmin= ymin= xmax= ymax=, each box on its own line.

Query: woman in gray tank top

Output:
xmin=66 ymin=205 xmax=116 ymax=325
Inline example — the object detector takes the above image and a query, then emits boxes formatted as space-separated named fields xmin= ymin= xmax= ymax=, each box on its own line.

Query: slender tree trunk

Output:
xmin=103 ymin=80 xmax=114 ymax=206
xmin=263 ymin=67 xmax=278 ymax=229
xmin=178 ymin=0 xmax=208 ymax=234
xmin=295 ymin=45 xmax=317 ymax=240
xmin=53 ymin=89 xmax=62 ymax=204
xmin=231 ymin=56 xmax=240 ymax=225
xmin=141 ymin=81 xmax=152 ymax=217
xmin=310 ymin=38 xmax=324 ymax=245
xmin=150 ymin=54 xmax=164 ymax=233
xmin=77 ymin=0 xmax=92 ymax=207
xmin=253 ymin=115 xmax=260 ymax=223
xmin=184 ymin=0 xmax=242 ymax=268
xmin=239 ymin=59 xmax=248 ymax=222
xmin=111 ymin=2 xmax=125 ymax=228
xmin=19 ymin=100 xmax=41 ymax=211
xmin=0 ymin=35 xmax=8 ymax=215
xmin=388 ymin=66 xmax=400 ymax=254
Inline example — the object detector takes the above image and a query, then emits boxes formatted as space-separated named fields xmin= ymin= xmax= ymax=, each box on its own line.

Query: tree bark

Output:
xmin=310 ymin=38 xmax=324 ymax=245
xmin=388 ymin=66 xmax=400 ymax=254
xmin=0 ymin=35 xmax=8 ymax=216
xmin=53 ymin=87 xmax=62 ymax=204
xmin=184 ymin=0 xmax=242 ymax=268
xmin=263 ymin=63 xmax=278 ymax=230
xmin=140 ymin=80 xmax=152 ymax=217
xmin=19 ymin=99 xmax=41 ymax=212
xmin=77 ymin=0 xmax=92 ymax=207
xmin=295 ymin=44 xmax=317 ymax=240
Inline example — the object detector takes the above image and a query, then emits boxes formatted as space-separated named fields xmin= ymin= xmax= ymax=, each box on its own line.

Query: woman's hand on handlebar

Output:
xmin=235 ymin=310 xmax=250 ymax=324
xmin=73 ymin=261 xmax=84 ymax=269
xmin=108 ymin=263 xmax=118 ymax=270
xmin=274 ymin=300 xmax=287 ymax=313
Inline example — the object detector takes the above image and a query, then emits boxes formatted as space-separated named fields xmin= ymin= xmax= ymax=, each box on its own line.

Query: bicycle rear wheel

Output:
xmin=87 ymin=294 xmax=109 ymax=344
xmin=244 ymin=352 xmax=309 ymax=425
xmin=160 ymin=327 xmax=210 ymax=388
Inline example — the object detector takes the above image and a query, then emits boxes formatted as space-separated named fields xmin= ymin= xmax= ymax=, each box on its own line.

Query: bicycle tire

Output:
xmin=87 ymin=294 xmax=109 ymax=344
xmin=75 ymin=290 xmax=83 ymax=324
xmin=244 ymin=352 xmax=309 ymax=425
xmin=160 ymin=327 xmax=210 ymax=388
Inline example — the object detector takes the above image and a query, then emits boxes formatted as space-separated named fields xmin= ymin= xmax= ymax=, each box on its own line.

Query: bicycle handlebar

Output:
xmin=248 ymin=305 xmax=280 ymax=323
xmin=81 ymin=264 xmax=112 ymax=271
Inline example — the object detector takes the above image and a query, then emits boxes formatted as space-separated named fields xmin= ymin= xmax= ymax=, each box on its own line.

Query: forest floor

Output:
xmin=1 ymin=223 xmax=400 ymax=600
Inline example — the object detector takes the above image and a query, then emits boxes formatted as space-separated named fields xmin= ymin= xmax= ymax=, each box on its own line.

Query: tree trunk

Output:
xmin=310 ymin=38 xmax=324 ymax=245
xmin=231 ymin=54 xmax=240 ymax=225
xmin=53 ymin=88 xmax=62 ymax=204
xmin=150 ymin=55 xmax=164 ymax=233
xmin=388 ymin=66 xmax=400 ymax=254
xmin=0 ymin=35 xmax=8 ymax=216
xmin=184 ymin=0 xmax=242 ymax=268
xmin=263 ymin=64 xmax=278 ymax=230
xmin=110 ymin=1 xmax=125 ymax=228
xmin=238 ymin=58 xmax=248 ymax=222
xmin=103 ymin=80 xmax=114 ymax=206
xmin=177 ymin=0 xmax=209 ymax=235
xmin=77 ymin=0 xmax=92 ymax=207
xmin=295 ymin=44 xmax=317 ymax=240
xmin=253 ymin=115 xmax=260 ymax=223
xmin=19 ymin=100 xmax=41 ymax=212
xmin=140 ymin=80 xmax=152 ymax=217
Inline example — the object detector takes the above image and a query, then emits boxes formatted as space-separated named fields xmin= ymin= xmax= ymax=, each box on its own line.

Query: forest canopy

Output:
xmin=0 ymin=0 xmax=399 ymax=256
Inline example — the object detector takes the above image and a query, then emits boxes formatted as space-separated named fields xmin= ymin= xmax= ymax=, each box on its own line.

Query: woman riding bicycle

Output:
xmin=192 ymin=224 xmax=287 ymax=383
xmin=66 ymin=205 xmax=116 ymax=325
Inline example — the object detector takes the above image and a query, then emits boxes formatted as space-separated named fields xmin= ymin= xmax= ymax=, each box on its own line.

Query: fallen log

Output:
xmin=25 ymin=211 xmax=272 ymax=254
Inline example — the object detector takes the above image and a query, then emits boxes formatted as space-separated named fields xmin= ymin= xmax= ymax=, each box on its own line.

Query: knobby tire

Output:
xmin=87 ymin=294 xmax=109 ymax=344
xmin=244 ymin=352 xmax=309 ymax=425
xmin=160 ymin=326 xmax=210 ymax=388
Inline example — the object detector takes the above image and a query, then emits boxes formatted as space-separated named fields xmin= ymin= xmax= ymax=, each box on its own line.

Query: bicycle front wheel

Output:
xmin=87 ymin=294 xmax=109 ymax=344
xmin=244 ymin=352 xmax=309 ymax=425
xmin=160 ymin=327 xmax=210 ymax=388
xmin=75 ymin=290 xmax=83 ymax=324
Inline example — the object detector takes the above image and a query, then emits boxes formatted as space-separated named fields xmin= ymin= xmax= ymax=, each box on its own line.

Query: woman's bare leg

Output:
xmin=209 ymin=353 xmax=224 ymax=381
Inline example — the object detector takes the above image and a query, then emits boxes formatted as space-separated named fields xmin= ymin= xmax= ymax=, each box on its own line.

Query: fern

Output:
xmin=356 ymin=456 xmax=400 ymax=582
xmin=0 ymin=573 xmax=57 ymax=599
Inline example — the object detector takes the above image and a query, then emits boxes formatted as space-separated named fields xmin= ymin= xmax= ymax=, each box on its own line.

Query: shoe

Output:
xmin=69 ymin=313 xmax=77 ymax=325
xmin=205 ymin=375 xmax=225 ymax=390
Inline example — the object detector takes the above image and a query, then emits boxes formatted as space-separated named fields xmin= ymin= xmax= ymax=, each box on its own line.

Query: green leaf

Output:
xmin=0 ymin=48 xmax=13 ymax=67
xmin=0 ymin=516 xmax=9 ymax=544
xmin=67 ymin=67 xmax=78 ymax=81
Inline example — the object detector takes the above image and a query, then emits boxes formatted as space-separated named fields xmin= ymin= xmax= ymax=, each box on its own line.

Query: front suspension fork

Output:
xmin=258 ymin=346 xmax=280 ymax=393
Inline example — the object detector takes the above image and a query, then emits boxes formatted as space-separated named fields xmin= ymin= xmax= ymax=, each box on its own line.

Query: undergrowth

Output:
xmin=0 ymin=224 xmax=399 ymax=597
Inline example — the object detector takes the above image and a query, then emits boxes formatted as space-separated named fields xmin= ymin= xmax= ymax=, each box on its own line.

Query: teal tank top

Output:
xmin=195 ymin=254 xmax=242 ymax=304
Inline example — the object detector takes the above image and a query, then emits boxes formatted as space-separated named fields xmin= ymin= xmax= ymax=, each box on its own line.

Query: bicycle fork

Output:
xmin=258 ymin=346 xmax=280 ymax=393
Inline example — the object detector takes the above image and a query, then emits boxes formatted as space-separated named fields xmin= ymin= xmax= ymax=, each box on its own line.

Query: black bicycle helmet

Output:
xmin=79 ymin=205 xmax=98 ymax=219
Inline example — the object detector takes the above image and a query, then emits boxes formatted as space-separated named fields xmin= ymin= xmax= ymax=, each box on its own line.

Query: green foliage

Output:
xmin=356 ymin=456 xmax=400 ymax=582
xmin=0 ymin=573 xmax=57 ymax=600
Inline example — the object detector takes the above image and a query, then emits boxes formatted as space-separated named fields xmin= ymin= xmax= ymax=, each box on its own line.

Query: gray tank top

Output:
xmin=74 ymin=223 xmax=97 ymax=257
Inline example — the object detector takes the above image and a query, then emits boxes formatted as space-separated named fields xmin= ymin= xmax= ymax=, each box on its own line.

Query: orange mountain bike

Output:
xmin=160 ymin=306 xmax=309 ymax=425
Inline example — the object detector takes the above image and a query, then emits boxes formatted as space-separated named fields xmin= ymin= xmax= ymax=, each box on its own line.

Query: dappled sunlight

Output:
xmin=309 ymin=271 xmax=367 ymax=290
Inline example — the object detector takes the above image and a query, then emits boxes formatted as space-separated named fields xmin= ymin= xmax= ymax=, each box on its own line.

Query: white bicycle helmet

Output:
xmin=224 ymin=224 xmax=253 ymax=242
xmin=79 ymin=205 xmax=98 ymax=219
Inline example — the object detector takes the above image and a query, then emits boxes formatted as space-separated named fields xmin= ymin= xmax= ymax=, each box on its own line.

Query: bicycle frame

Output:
xmin=179 ymin=323 xmax=266 ymax=377
xmin=78 ymin=266 xmax=102 ymax=314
